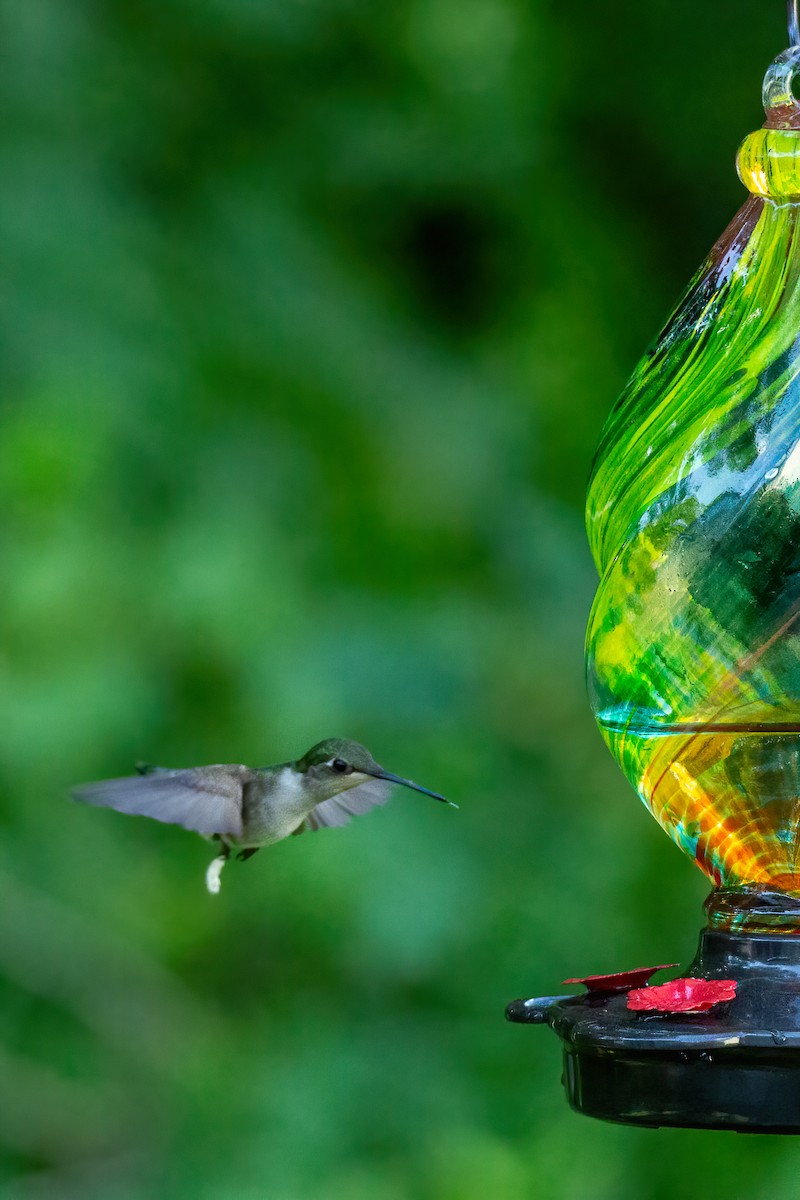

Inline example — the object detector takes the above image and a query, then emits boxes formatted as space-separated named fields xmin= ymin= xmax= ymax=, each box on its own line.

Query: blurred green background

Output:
xmin=3 ymin=0 xmax=799 ymax=1196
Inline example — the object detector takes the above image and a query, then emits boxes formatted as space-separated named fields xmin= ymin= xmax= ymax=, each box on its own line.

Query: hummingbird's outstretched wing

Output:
xmin=71 ymin=766 xmax=247 ymax=836
xmin=302 ymin=777 xmax=394 ymax=832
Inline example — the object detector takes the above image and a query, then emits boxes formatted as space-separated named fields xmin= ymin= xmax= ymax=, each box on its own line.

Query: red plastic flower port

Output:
xmin=563 ymin=964 xmax=678 ymax=994
xmin=627 ymin=977 xmax=737 ymax=1014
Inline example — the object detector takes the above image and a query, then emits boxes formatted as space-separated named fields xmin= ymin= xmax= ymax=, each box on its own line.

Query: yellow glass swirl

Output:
xmin=586 ymin=49 xmax=800 ymax=910
xmin=737 ymin=129 xmax=800 ymax=201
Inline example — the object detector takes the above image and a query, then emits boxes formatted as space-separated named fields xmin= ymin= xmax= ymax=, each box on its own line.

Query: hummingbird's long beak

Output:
xmin=366 ymin=769 xmax=457 ymax=807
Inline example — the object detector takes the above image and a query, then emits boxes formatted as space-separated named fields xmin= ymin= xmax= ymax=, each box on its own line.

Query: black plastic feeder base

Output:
xmin=507 ymin=896 xmax=800 ymax=1132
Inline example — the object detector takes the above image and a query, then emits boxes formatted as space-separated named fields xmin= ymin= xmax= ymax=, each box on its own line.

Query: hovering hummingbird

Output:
xmin=72 ymin=738 xmax=453 ymax=894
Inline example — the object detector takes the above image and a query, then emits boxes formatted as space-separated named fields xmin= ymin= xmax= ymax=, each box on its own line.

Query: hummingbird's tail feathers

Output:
xmin=71 ymin=767 xmax=247 ymax=837
xmin=304 ymin=776 xmax=394 ymax=831
xmin=205 ymin=854 xmax=227 ymax=895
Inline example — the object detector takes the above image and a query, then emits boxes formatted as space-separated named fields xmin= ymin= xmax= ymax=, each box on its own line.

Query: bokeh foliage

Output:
xmin=2 ymin=1 xmax=798 ymax=1196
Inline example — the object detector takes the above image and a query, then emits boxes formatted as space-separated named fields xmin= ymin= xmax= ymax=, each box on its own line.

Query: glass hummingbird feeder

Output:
xmin=507 ymin=9 xmax=800 ymax=1132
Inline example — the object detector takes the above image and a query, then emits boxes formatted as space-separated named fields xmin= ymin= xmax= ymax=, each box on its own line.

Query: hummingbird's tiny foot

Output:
xmin=205 ymin=855 xmax=227 ymax=895
xmin=236 ymin=847 xmax=260 ymax=862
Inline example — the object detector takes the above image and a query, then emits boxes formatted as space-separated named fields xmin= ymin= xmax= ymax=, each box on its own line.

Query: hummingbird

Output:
xmin=72 ymin=738 xmax=453 ymax=894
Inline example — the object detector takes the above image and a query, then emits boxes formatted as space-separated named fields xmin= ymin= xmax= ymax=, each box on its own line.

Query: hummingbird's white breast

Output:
xmin=240 ymin=766 xmax=311 ymax=846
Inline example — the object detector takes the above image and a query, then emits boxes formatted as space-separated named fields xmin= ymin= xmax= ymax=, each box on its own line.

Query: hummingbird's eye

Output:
xmin=331 ymin=758 xmax=351 ymax=774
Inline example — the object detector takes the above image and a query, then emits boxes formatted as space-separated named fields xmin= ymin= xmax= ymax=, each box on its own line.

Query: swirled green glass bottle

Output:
xmin=586 ymin=48 xmax=800 ymax=911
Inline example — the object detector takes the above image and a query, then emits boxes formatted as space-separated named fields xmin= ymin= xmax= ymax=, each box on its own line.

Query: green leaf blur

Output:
xmin=2 ymin=1 xmax=796 ymax=1197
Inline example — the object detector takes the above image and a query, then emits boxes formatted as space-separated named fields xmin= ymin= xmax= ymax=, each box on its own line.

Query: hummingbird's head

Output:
xmin=296 ymin=738 xmax=449 ymax=804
